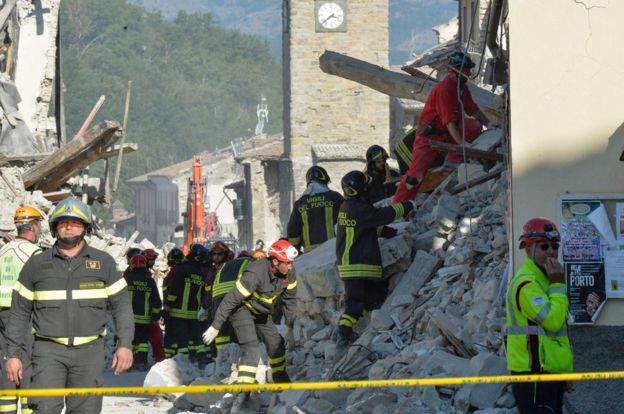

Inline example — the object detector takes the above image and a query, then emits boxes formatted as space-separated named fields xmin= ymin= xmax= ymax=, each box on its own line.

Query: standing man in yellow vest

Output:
xmin=506 ymin=217 xmax=573 ymax=414
xmin=0 ymin=206 xmax=43 ymax=414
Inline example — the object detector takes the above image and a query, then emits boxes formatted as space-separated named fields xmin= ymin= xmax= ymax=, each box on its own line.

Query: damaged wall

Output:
xmin=14 ymin=0 xmax=61 ymax=151
xmin=510 ymin=2 xmax=624 ymax=412
xmin=509 ymin=0 xmax=624 ymax=321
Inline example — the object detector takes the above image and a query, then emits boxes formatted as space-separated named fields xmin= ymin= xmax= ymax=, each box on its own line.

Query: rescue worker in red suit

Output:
xmin=142 ymin=248 xmax=165 ymax=363
xmin=393 ymin=51 xmax=493 ymax=203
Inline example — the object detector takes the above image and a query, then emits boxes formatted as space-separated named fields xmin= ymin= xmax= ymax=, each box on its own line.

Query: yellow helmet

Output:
xmin=14 ymin=206 xmax=44 ymax=224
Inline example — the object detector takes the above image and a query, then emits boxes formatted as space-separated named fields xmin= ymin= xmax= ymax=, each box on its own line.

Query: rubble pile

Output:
xmin=168 ymin=163 xmax=513 ymax=414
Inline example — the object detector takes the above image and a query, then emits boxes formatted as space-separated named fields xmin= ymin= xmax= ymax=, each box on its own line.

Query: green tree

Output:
xmin=60 ymin=0 xmax=283 ymax=218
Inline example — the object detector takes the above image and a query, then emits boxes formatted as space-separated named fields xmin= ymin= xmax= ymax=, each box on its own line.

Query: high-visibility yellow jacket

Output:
xmin=0 ymin=238 xmax=41 ymax=308
xmin=506 ymin=257 xmax=573 ymax=373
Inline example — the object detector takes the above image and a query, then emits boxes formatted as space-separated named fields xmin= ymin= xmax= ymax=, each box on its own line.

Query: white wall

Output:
xmin=510 ymin=0 xmax=624 ymax=324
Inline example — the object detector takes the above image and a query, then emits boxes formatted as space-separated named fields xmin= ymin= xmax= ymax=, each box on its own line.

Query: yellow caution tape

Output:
xmin=0 ymin=371 xmax=623 ymax=398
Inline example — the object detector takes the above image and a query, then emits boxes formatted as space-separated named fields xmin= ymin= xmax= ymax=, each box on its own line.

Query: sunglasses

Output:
xmin=537 ymin=242 xmax=560 ymax=251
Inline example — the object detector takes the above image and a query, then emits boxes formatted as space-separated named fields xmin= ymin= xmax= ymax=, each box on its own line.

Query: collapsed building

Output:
xmin=3 ymin=1 xmax=624 ymax=413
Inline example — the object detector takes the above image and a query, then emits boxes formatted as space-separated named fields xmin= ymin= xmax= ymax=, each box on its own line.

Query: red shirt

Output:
xmin=418 ymin=73 xmax=479 ymax=133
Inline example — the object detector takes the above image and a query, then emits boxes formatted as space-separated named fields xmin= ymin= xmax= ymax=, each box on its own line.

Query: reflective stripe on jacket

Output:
xmin=125 ymin=268 xmax=162 ymax=324
xmin=166 ymin=261 xmax=206 ymax=319
xmin=287 ymin=190 xmax=344 ymax=252
xmin=506 ymin=257 xmax=573 ymax=373
xmin=212 ymin=257 xmax=254 ymax=300
xmin=6 ymin=244 xmax=134 ymax=356
xmin=335 ymin=199 xmax=413 ymax=280
xmin=211 ymin=259 xmax=297 ymax=330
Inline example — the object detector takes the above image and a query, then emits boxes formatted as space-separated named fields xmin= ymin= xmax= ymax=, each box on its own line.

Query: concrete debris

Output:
xmin=214 ymin=165 xmax=510 ymax=414
xmin=0 ymin=152 xmax=511 ymax=413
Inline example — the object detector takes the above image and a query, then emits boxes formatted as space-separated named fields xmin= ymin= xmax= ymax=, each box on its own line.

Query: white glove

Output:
xmin=202 ymin=326 xmax=219 ymax=345
xmin=284 ymin=326 xmax=295 ymax=352
xmin=197 ymin=307 xmax=208 ymax=322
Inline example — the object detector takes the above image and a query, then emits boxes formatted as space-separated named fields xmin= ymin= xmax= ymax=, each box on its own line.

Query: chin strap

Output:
xmin=58 ymin=235 xmax=84 ymax=248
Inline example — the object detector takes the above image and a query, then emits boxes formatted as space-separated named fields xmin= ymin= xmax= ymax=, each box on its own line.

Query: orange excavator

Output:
xmin=182 ymin=155 xmax=220 ymax=247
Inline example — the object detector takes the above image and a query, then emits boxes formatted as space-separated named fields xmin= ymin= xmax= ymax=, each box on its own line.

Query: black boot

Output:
xmin=230 ymin=392 xmax=250 ymax=414
xmin=336 ymin=327 xmax=354 ymax=358
xmin=272 ymin=370 xmax=291 ymax=384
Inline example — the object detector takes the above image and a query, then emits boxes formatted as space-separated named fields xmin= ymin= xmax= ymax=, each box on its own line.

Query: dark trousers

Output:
xmin=163 ymin=313 xmax=177 ymax=358
xmin=512 ymin=375 xmax=565 ymax=414
xmin=132 ymin=323 xmax=151 ymax=365
xmin=339 ymin=278 xmax=388 ymax=337
xmin=229 ymin=306 xmax=289 ymax=384
xmin=29 ymin=338 xmax=104 ymax=414
xmin=167 ymin=317 xmax=207 ymax=362
xmin=0 ymin=308 xmax=33 ymax=414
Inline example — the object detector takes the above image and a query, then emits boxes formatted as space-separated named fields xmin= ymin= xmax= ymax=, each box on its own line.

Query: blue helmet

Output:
xmin=448 ymin=51 xmax=475 ymax=70
xmin=49 ymin=197 xmax=92 ymax=237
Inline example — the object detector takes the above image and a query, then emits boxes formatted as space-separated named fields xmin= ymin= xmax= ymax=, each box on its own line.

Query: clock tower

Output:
xmin=282 ymin=0 xmax=389 ymax=200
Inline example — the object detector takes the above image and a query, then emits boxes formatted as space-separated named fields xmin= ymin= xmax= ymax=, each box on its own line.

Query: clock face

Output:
xmin=317 ymin=2 xmax=345 ymax=29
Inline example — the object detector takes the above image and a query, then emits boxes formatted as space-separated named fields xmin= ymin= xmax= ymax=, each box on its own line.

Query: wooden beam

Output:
xmin=449 ymin=166 xmax=505 ymax=195
xmin=429 ymin=141 xmax=504 ymax=162
xmin=0 ymin=153 xmax=53 ymax=166
xmin=22 ymin=121 xmax=122 ymax=192
xmin=42 ymin=189 xmax=73 ymax=203
xmin=318 ymin=50 xmax=504 ymax=124
xmin=100 ymin=143 xmax=138 ymax=159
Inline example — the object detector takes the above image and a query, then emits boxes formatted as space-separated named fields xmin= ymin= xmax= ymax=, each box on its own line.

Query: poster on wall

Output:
xmin=565 ymin=262 xmax=606 ymax=324
xmin=604 ymin=246 xmax=624 ymax=298
xmin=560 ymin=200 xmax=603 ymax=262
xmin=560 ymin=200 xmax=605 ymax=324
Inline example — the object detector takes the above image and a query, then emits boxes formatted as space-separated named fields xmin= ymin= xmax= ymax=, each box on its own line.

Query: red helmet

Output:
xmin=268 ymin=240 xmax=298 ymax=263
xmin=518 ymin=217 xmax=560 ymax=248
xmin=129 ymin=254 xmax=147 ymax=269
xmin=144 ymin=248 xmax=159 ymax=262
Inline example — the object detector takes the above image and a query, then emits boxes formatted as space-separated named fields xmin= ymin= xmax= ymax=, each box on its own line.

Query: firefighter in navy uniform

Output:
xmin=205 ymin=253 xmax=255 ymax=352
xmin=287 ymin=166 xmax=344 ymax=253
xmin=199 ymin=241 xmax=232 ymax=318
xmin=365 ymin=145 xmax=400 ymax=203
xmin=5 ymin=197 xmax=134 ymax=414
xmin=125 ymin=254 xmax=162 ymax=370
xmin=0 ymin=206 xmax=44 ymax=414
xmin=202 ymin=239 xmax=298 ymax=414
xmin=165 ymin=244 xmax=209 ymax=368
xmin=163 ymin=247 xmax=185 ymax=358
xmin=335 ymin=171 xmax=415 ymax=348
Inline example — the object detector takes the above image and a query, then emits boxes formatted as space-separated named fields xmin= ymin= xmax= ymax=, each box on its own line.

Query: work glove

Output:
xmin=284 ymin=326 xmax=295 ymax=352
xmin=197 ymin=307 xmax=209 ymax=322
xmin=202 ymin=326 xmax=219 ymax=345
xmin=405 ymin=176 xmax=419 ymax=191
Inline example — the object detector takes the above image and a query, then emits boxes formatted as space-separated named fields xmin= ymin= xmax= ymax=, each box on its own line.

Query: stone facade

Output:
xmin=283 ymin=0 xmax=390 ymax=198
xmin=15 ymin=0 xmax=62 ymax=151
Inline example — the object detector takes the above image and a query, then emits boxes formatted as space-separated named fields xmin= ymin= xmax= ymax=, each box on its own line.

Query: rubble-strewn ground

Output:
xmin=3 ymin=161 xmax=578 ymax=413
xmin=135 ymin=164 xmax=526 ymax=414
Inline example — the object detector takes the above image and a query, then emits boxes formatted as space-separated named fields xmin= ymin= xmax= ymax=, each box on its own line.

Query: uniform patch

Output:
xmin=79 ymin=281 xmax=105 ymax=289
xmin=85 ymin=260 xmax=101 ymax=270
xmin=532 ymin=296 xmax=546 ymax=307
